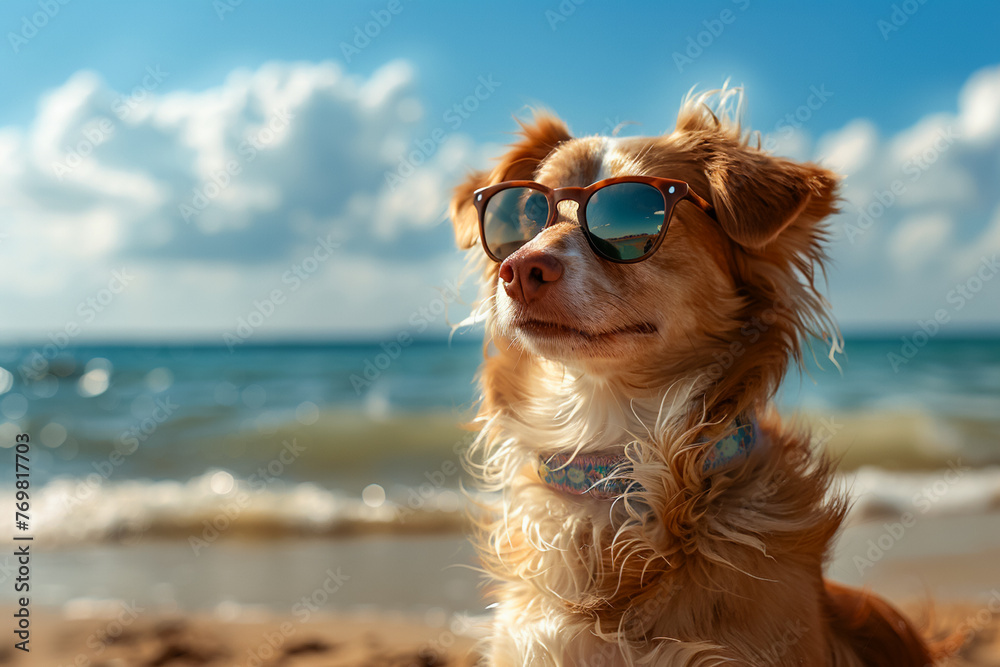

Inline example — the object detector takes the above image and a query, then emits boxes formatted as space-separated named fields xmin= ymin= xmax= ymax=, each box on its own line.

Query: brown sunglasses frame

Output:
xmin=472 ymin=176 xmax=717 ymax=264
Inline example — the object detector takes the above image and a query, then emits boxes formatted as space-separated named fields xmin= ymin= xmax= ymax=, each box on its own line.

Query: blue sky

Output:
xmin=2 ymin=0 xmax=999 ymax=341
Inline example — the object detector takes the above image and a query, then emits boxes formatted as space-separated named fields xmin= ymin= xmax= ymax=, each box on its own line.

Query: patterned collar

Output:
xmin=538 ymin=417 xmax=761 ymax=500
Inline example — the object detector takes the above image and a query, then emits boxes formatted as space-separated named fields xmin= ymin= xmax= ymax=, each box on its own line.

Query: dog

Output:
xmin=448 ymin=89 xmax=949 ymax=665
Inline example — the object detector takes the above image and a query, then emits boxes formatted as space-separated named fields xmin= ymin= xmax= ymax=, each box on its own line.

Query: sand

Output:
xmin=2 ymin=599 xmax=1000 ymax=666
xmin=5 ymin=511 xmax=1000 ymax=666
xmin=0 ymin=607 xmax=483 ymax=666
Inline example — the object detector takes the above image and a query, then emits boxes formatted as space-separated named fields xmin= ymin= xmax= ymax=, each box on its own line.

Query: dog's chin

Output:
xmin=504 ymin=315 xmax=659 ymax=365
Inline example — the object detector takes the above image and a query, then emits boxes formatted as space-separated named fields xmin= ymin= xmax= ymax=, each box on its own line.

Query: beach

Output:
xmin=4 ymin=508 xmax=1000 ymax=665
xmin=4 ymin=4 xmax=999 ymax=663
xmin=1 ymin=338 xmax=999 ymax=664
xmin=1 ymin=602 xmax=996 ymax=666
xmin=1 ymin=607 xmax=482 ymax=666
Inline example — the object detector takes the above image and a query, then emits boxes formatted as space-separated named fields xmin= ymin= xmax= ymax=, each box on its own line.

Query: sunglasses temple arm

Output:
xmin=684 ymin=190 xmax=718 ymax=221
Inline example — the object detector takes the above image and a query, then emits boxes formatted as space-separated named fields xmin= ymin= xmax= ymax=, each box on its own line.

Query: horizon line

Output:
xmin=1 ymin=327 xmax=999 ymax=349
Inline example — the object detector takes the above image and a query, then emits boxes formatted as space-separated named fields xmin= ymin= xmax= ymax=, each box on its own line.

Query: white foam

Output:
xmin=842 ymin=465 xmax=1000 ymax=520
xmin=4 ymin=466 xmax=998 ymax=547
xmin=2 ymin=471 xmax=468 ymax=546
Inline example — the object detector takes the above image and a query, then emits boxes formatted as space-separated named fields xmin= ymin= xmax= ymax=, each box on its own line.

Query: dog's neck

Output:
xmin=474 ymin=352 xmax=845 ymax=649
xmin=502 ymin=356 xmax=718 ymax=456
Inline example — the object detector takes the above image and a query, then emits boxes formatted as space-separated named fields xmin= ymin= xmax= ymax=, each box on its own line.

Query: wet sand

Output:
xmin=4 ymin=511 xmax=1000 ymax=665
xmin=0 ymin=607 xmax=483 ymax=666
xmin=3 ymin=596 xmax=1000 ymax=666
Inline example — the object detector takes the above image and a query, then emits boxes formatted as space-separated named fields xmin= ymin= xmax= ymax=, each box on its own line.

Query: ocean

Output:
xmin=1 ymin=335 xmax=999 ymax=614
xmin=1 ymin=336 xmax=999 ymax=541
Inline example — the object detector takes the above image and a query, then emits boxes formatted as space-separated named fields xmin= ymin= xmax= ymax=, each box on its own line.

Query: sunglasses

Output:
xmin=473 ymin=176 xmax=717 ymax=264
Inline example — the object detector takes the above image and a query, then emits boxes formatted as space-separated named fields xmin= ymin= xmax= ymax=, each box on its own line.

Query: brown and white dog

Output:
xmin=449 ymin=90 xmax=948 ymax=665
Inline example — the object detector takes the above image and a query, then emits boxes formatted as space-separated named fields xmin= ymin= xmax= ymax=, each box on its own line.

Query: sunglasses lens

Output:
xmin=483 ymin=187 xmax=549 ymax=260
xmin=585 ymin=183 xmax=667 ymax=261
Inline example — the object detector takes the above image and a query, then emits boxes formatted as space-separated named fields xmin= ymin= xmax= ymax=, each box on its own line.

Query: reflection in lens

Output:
xmin=585 ymin=183 xmax=666 ymax=261
xmin=483 ymin=188 xmax=549 ymax=260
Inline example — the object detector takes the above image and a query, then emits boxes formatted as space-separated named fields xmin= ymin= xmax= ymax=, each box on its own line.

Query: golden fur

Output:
xmin=449 ymin=89 xmax=948 ymax=665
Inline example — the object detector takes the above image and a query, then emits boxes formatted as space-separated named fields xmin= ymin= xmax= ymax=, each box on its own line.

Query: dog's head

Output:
xmin=451 ymin=90 xmax=839 ymax=411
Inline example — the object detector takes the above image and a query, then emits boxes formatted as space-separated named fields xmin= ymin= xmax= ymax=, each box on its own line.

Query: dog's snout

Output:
xmin=499 ymin=249 xmax=564 ymax=304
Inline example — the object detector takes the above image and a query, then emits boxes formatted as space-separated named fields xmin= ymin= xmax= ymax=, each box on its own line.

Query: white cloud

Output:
xmin=888 ymin=214 xmax=953 ymax=272
xmin=815 ymin=118 xmax=877 ymax=175
xmin=958 ymin=65 xmax=1000 ymax=141
xmin=3 ymin=60 xmax=1000 ymax=340
xmin=954 ymin=203 xmax=1000 ymax=276
xmin=816 ymin=64 xmax=1000 ymax=328
xmin=0 ymin=60 xmax=487 ymax=341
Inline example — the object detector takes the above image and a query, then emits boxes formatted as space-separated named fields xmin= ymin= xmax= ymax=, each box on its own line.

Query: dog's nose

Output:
xmin=499 ymin=249 xmax=564 ymax=304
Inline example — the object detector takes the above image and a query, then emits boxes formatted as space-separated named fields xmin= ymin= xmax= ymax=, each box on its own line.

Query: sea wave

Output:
xmin=5 ymin=466 xmax=1000 ymax=548
xmin=799 ymin=409 xmax=1000 ymax=470
xmin=7 ymin=471 xmax=469 ymax=547
xmin=842 ymin=465 xmax=1000 ymax=520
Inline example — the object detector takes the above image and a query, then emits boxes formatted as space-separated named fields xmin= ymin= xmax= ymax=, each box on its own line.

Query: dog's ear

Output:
xmin=449 ymin=113 xmax=572 ymax=250
xmin=705 ymin=146 xmax=839 ymax=249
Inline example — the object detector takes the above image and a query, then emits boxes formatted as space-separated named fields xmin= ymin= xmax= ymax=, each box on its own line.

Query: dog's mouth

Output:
xmin=516 ymin=318 xmax=658 ymax=341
